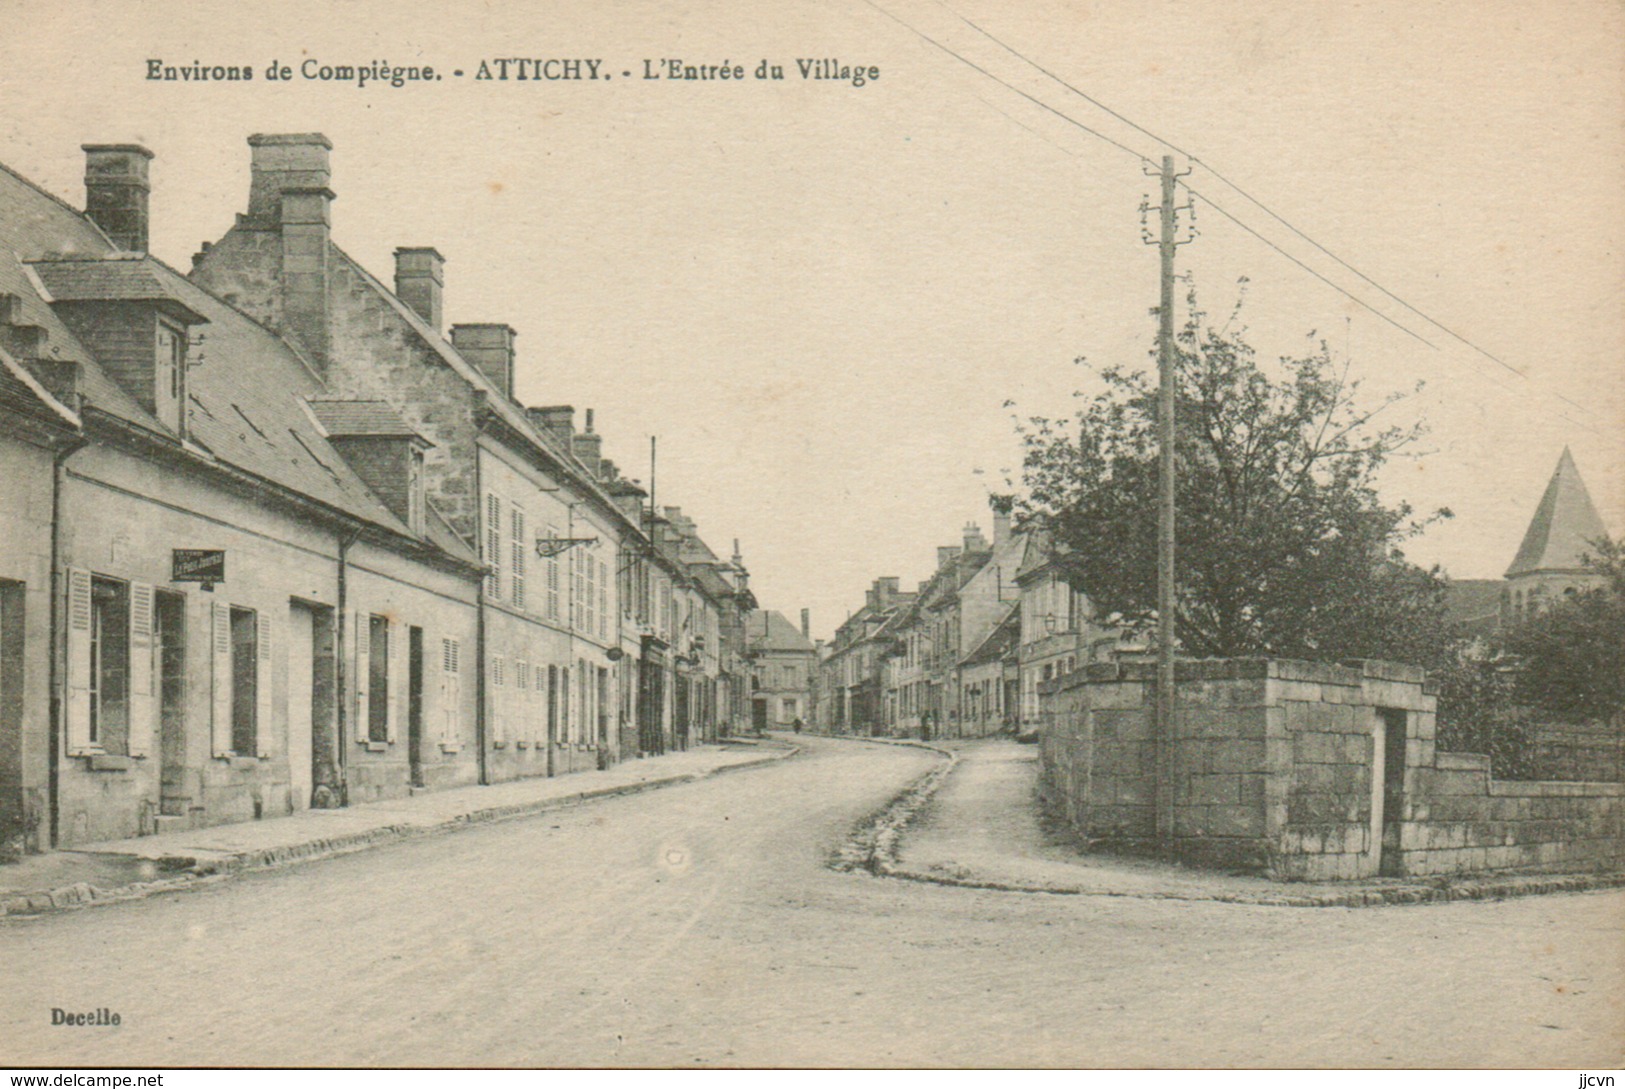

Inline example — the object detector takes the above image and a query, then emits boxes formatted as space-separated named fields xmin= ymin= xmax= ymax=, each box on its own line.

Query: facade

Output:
xmin=0 ymin=134 xmax=776 ymax=856
xmin=820 ymin=577 xmax=914 ymax=736
xmin=0 ymin=145 xmax=486 ymax=851
xmin=745 ymin=610 xmax=816 ymax=731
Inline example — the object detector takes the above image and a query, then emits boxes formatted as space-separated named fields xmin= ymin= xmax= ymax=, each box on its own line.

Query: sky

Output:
xmin=3 ymin=0 xmax=1620 ymax=640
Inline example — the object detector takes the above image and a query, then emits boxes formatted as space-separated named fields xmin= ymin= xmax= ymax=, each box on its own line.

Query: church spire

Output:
xmin=1505 ymin=447 xmax=1610 ymax=578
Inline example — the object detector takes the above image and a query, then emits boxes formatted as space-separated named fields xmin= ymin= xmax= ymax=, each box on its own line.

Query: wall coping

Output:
xmin=1047 ymin=656 xmax=1429 ymax=694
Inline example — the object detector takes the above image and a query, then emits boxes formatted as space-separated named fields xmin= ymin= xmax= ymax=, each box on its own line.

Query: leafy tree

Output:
xmin=1018 ymin=287 xmax=1451 ymax=663
xmin=1503 ymin=537 xmax=1625 ymax=722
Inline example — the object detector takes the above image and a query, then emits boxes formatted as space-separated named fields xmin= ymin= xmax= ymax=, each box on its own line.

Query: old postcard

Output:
xmin=0 ymin=0 xmax=1620 ymax=1073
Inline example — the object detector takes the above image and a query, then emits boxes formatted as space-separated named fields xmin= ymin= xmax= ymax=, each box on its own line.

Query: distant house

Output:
xmin=746 ymin=610 xmax=816 ymax=731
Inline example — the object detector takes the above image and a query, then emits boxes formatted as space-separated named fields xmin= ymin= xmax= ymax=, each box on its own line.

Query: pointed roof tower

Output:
xmin=1505 ymin=448 xmax=1610 ymax=578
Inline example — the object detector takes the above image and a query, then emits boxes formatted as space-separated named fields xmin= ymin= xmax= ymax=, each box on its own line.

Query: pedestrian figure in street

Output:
xmin=792 ymin=716 xmax=804 ymax=735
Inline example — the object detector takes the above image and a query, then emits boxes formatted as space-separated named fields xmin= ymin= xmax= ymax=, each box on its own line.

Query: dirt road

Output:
xmin=2 ymin=736 xmax=1619 ymax=1067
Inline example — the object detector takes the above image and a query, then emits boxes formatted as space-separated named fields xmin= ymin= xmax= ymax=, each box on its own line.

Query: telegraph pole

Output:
xmin=1148 ymin=154 xmax=1191 ymax=846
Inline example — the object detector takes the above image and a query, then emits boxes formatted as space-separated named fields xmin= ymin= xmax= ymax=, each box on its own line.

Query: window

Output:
xmin=231 ymin=606 xmax=259 ymax=755
xmin=366 ymin=615 xmax=390 ymax=743
xmin=154 ymin=320 xmax=186 ymax=437
xmin=510 ymin=504 xmax=527 ymax=610
xmin=89 ymin=577 xmax=131 ymax=754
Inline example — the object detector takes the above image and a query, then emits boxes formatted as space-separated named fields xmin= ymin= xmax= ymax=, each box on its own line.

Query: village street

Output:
xmin=1 ymin=736 xmax=1620 ymax=1069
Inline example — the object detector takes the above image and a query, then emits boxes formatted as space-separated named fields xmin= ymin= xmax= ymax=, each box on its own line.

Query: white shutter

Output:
xmin=65 ymin=568 xmax=93 ymax=755
xmin=490 ymin=654 xmax=506 ymax=744
xmin=211 ymin=601 xmax=232 ymax=757
xmin=256 ymin=611 xmax=273 ymax=758
xmin=514 ymin=660 xmax=528 ymax=743
xmin=127 ymin=582 xmax=154 ymax=758
xmin=354 ymin=610 xmax=370 ymax=744
xmin=386 ymin=618 xmax=402 ymax=744
xmin=440 ymin=637 xmax=460 ymax=746
xmin=510 ymin=506 xmax=527 ymax=611
xmin=485 ymin=493 xmax=503 ymax=600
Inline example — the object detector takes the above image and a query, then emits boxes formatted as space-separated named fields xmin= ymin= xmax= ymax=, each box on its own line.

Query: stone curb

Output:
xmin=828 ymin=736 xmax=1625 ymax=909
xmin=0 ymin=745 xmax=796 ymax=920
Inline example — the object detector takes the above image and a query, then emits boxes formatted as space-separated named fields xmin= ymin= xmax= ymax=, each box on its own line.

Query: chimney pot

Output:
xmin=82 ymin=144 xmax=153 ymax=253
xmin=394 ymin=247 xmax=445 ymax=332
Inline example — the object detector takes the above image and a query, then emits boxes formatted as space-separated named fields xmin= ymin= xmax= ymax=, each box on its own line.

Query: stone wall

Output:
xmin=1039 ymin=657 xmax=1624 ymax=880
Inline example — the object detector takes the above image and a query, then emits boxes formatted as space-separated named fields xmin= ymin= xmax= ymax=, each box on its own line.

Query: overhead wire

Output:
xmin=918 ymin=0 xmax=1603 ymax=428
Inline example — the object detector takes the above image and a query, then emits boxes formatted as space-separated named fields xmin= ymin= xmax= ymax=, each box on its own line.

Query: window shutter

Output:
xmin=65 ymin=568 xmax=93 ymax=755
xmin=256 ymin=611 xmax=273 ymax=758
xmin=441 ymin=637 xmax=460 ymax=746
xmin=490 ymin=654 xmax=506 ymax=744
xmin=211 ymin=601 xmax=232 ymax=757
xmin=354 ymin=610 xmax=370 ymax=745
xmin=127 ymin=582 xmax=155 ymax=758
xmin=598 ymin=561 xmax=608 ymax=639
xmin=510 ymin=506 xmax=526 ymax=611
xmin=514 ymin=660 xmax=528 ymax=743
xmin=485 ymin=493 xmax=503 ymax=600
xmin=386 ymin=618 xmax=401 ymax=744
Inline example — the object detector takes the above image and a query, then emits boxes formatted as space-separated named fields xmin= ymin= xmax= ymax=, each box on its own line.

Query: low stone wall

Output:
xmin=1392 ymin=751 xmax=1623 ymax=874
xmin=1038 ymin=657 xmax=1625 ymax=880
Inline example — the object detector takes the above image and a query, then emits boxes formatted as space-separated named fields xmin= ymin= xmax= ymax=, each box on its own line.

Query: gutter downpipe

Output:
xmin=335 ymin=525 xmax=362 ymax=807
xmin=474 ymin=430 xmax=489 ymax=787
xmin=47 ymin=436 xmax=89 ymax=849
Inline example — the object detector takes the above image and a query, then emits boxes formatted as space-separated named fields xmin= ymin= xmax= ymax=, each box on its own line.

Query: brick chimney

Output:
xmin=394 ymin=247 xmax=444 ymax=332
xmin=451 ymin=323 xmax=517 ymax=399
xmin=572 ymin=407 xmax=603 ymax=476
xmin=527 ymin=405 xmax=574 ymax=446
xmin=248 ymin=134 xmax=334 ymax=367
xmin=963 ymin=522 xmax=988 ymax=553
xmin=800 ymin=608 xmax=811 ymax=638
xmin=82 ymin=144 xmax=153 ymax=252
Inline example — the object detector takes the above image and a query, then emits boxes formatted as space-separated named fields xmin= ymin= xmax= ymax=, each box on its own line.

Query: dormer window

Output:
xmin=28 ymin=255 xmax=207 ymax=440
xmin=305 ymin=399 xmax=435 ymax=538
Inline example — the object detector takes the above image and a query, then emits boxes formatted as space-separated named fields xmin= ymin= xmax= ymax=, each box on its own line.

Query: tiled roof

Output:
xmin=1506 ymin=448 xmax=1611 ymax=577
xmin=29 ymin=256 xmax=207 ymax=324
xmin=306 ymin=399 xmax=425 ymax=440
xmin=746 ymin=609 xmax=816 ymax=654
xmin=0 ymin=161 xmax=475 ymax=566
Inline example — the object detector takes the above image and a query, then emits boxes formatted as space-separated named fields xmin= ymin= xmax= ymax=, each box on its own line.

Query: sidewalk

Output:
xmin=887 ymin=739 xmax=1625 ymax=907
xmin=0 ymin=740 xmax=795 ymax=917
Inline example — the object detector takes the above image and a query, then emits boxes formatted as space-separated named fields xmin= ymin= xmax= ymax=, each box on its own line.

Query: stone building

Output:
xmin=0 ymin=133 xmax=771 ymax=856
xmin=820 ymin=576 xmax=913 ymax=736
xmin=191 ymin=133 xmax=665 ymax=780
xmin=745 ymin=610 xmax=816 ymax=731
xmin=0 ymin=144 xmax=486 ymax=851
